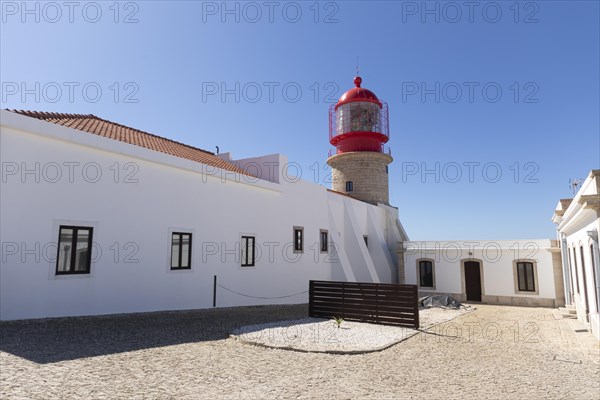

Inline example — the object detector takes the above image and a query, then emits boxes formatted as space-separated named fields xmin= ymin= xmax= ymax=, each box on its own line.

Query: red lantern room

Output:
xmin=329 ymin=76 xmax=390 ymax=155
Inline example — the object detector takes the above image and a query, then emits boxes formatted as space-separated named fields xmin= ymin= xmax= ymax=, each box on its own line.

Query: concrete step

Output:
xmin=558 ymin=305 xmax=577 ymax=314
xmin=558 ymin=308 xmax=577 ymax=319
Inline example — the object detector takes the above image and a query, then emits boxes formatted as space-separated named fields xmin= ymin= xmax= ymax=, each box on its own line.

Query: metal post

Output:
xmin=213 ymin=275 xmax=217 ymax=308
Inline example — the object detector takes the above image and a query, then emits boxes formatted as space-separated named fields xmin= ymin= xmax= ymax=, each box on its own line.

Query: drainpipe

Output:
xmin=560 ymin=233 xmax=573 ymax=305
xmin=587 ymin=229 xmax=600 ymax=314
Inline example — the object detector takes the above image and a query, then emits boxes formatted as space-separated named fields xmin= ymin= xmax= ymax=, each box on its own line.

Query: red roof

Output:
xmin=335 ymin=76 xmax=382 ymax=110
xmin=6 ymin=110 xmax=253 ymax=177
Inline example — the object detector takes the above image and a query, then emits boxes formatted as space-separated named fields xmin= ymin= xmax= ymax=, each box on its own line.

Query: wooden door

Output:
xmin=464 ymin=261 xmax=482 ymax=302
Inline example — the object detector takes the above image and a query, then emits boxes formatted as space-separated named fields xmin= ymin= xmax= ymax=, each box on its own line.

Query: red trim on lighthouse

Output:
xmin=334 ymin=76 xmax=382 ymax=111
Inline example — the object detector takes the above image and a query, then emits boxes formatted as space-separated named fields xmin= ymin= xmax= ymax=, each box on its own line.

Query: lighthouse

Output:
xmin=327 ymin=76 xmax=393 ymax=205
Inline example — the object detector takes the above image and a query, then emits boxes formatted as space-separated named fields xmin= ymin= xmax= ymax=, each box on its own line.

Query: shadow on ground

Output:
xmin=0 ymin=304 xmax=307 ymax=364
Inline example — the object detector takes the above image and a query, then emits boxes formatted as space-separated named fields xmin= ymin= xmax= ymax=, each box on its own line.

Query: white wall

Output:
xmin=553 ymin=170 xmax=600 ymax=340
xmin=564 ymin=221 xmax=599 ymax=313
xmin=218 ymin=153 xmax=285 ymax=183
xmin=0 ymin=111 xmax=402 ymax=320
xmin=404 ymin=240 xmax=559 ymax=305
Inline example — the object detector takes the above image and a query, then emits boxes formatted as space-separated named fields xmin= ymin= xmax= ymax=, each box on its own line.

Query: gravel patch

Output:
xmin=232 ymin=307 xmax=471 ymax=353
xmin=1 ymin=304 xmax=599 ymax=399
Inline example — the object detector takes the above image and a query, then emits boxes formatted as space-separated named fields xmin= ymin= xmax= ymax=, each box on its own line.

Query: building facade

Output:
xmin=552 ymin=170 xmax=600 ymax=340
xmin=0 ymin=101 xmax=407 ymax=320
xmin=402 ymin=240 xmax=564 ymax=308
xmin=0 ymin=77 xmax=573 ymax=322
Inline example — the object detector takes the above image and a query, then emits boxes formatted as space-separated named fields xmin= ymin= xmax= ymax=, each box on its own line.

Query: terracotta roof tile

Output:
xmin=7 ymin=110 xmax=253 ymax=178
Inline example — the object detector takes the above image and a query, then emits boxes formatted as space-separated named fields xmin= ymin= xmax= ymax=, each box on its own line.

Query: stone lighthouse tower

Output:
xmin=327 ymin=76 xmax=392 ymax=205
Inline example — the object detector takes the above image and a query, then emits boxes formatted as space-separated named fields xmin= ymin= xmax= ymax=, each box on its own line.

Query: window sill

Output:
xmin=514 ymin=290 xmax=539 ymax=296
xmin=168 ymin=267 xmax=193 ymax=273
xmin=56 ymin=271 xmax=91 ymax=275
xmin=53 ymin=273 xmax=92 ymax=280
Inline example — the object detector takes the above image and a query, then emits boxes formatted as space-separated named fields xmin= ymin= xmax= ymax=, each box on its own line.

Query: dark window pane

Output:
xmin=320 ymin=231 xmax=328 ymax=252
xmin=181 ymin=235 xmax=190 ymax=268
xmin=526 ymin=265 xmax=535 ymax=291
xmin=74 ymin=229 xmax=90 ymax=271
xmin=170 ymin=233 xmax=191 ymax=269
xmin=294 ymin=229 xmax=303 ymax=251
xmin=517 ymin=262 xmax=535 ymax=292
xmin=573 ymin=247 xmax=580 ymax=293
xmin=57 ymin=228 xmax=74 ymax=272
xmin=56 ymin=226 xmax=92 ymax=274
xmin=419 ymin=261 xmax=433 ymax=287
xmin=518 ymin=264 xmax=526 ymax=290
xmin=241 ymin=239 xmax=247 ymax=265
xmin=241 ymin=236 xmax=255 ymax=266
xmin=591 ymin=245 xmax=598 ymax=305
xmin=248 ymin=238 xmax=254 ymax=264
xmin=171 ymin=234 xmax=180 ymax=268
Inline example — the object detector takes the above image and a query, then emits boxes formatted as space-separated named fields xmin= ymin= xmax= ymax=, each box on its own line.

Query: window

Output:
xmin=516 ymin=262 xmax=535 ymax=292
xmin=171 ymin=233 xmax=192 ymax=269
xmin=566 ymin=245 xmax=574 ymax=297
xmin=580 ymin=246 xmax=590 ymax=313
xmin=363 ymin=235 xmax=368 ymax=248
xmin=572 ymin=247 xmax=580 ymax=293
xmin=335 ymin=102 xmax=381 ymax=136
xmin=591 ymin=244 xmax=598 ymax=311
xmin=241 ymin=236 xmax=255 ymax=267
xmin=418 ymin=260 xmax=434 ymax=288
xmin=56 ymin=226 xmax=93 ymax=275
xmin=320 ymin=230 xmax=328 ymax=253
xmin=345 ymin=181 xmax=353 ymax=192
xmin=293 ymin=227 xmax=304 ymax=253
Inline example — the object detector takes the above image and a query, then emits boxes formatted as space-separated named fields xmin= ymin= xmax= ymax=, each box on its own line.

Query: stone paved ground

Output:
xmin=1 ymin=304 xmax=599 ymax=399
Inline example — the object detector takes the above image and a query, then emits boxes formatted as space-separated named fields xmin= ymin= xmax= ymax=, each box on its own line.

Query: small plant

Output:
xmin=333 ymin=316 xmax=344 ymax=329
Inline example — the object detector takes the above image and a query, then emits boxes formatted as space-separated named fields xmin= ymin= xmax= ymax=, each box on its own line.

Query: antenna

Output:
xmin=569 ymin=178 xmax=583 ymax=195
xmin=356 ymin=56 xmax=359 ymax=76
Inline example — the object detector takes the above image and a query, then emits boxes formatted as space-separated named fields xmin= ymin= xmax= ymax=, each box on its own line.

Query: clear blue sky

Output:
xmin=1 ymin=1 xmax=599 ymax=240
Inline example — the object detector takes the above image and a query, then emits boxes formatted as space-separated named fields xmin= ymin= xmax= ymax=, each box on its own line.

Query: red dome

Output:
xmin=335 ymin=76 xmax=382 ymax=110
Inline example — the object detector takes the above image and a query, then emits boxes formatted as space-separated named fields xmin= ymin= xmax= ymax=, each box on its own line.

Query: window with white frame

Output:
xmin=320 ymin=230 xmax=328 ymax=253
xmin=591 ymin=244 xmax=599 ymax=310
xmin=56 ymin=226 xmax=93 ymax=275
xmin=516 ymin=261 xmax=535 ymax=292
xmin=241 ymin=236 xmax=255 ymax=267
xmin=417 ymin=259 xmax=435 ymax=288
xmin=293 ymin=227 xmax=304 ymax=253
xmin=572 ymin=247 xmax=580 ymax=293
xmin=171 ymin=232 xmax=192 ymax=270
xmin=513 ymin=260 xmax=539 ymax=294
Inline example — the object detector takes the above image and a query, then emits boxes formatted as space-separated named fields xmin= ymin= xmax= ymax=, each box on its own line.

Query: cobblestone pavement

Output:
xmin=1 ymin=304 xmax=599 ymax=399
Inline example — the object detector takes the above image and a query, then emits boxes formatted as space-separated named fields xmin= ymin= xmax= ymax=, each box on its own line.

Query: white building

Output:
xmin=0 ymin=77 xmax=570 ymax=322
xmin=402 ymin=240 xmax=564 ymax=308
xmin=552 ymin=170 xmax=600 ymax=340
xmin=0 ymin=77 xmax=409 ymax=321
